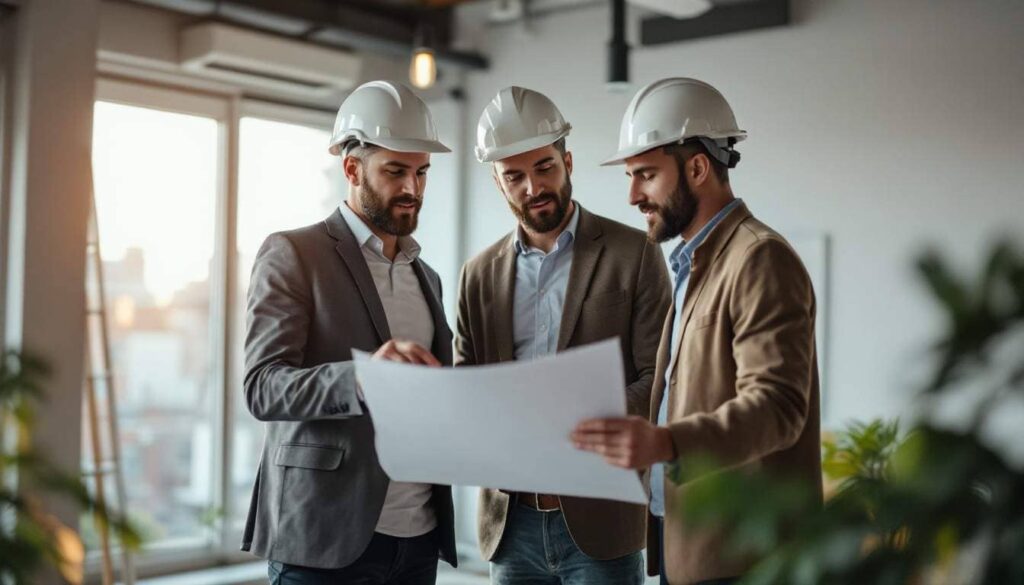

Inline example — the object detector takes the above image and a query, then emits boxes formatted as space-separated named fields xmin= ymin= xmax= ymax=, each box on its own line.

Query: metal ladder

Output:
xmin=83 ymin=190 xmax=136 ymax=585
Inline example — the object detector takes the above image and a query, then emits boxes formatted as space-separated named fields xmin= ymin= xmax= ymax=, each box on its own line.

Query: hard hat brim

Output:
xmin=329 ymin=136 xmax=451 ymax=156
xmin=475 ymin=129 xmax=570 ymax=163
xmin=600 ymin=130 xmax=747 ymax=166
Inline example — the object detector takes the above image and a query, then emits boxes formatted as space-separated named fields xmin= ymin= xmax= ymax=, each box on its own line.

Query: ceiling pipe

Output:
xmin=607 ymin=0 xmax=630 ymax=91
xmin=123 ymin=0 xmax=489 ymax=70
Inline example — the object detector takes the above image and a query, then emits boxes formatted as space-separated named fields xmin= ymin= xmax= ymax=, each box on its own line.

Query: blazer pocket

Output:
xmin=274 ymin=443 xmax=345 ymax=471
xmin=693 ymin=310 xmax=719 ymax=330
xmin=583 ymin=289 xmax=627 ymax=311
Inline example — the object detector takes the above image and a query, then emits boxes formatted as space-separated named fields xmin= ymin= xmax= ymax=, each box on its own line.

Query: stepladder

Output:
xmin=83 ymin=193 xmax=136 ymax=585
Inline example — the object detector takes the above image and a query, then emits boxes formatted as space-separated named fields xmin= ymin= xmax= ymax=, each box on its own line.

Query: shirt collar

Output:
xmin=669 ymin=198 xmax=744 ymax=274
xmin=338 ymin=202 xmax=422 ymax=262
xmin=513 ymin=202 xmax=580 ymax=256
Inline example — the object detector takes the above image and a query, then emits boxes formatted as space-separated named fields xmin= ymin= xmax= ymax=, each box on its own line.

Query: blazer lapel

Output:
xmin=411 ymin=260 xmax=452 ymax=363
xmin=491 ymin=235 xmax=517 ymax=362
xmin=664 ymin=202 xmax=752 ymax=379
xmin=649 ymin=303 xmax=676 ymax=422
xmin=323 ymin=209 xmax=391 ymax=343
xmin=557 ymin=206 xmax=604 ymax=351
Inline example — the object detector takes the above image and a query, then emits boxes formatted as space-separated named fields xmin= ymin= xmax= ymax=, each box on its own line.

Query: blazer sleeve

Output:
xmin=666 ymin=237 xmax=815 ymax=472
xmin=624 ymin=238 xmax=672 ymax=417
xmin=454 ymin=263 xmax=477 ymax=367
xmin=243 ymin=232 xmax=364 ymax=421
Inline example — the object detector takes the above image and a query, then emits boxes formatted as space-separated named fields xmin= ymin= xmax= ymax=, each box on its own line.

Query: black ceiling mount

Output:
xmin=640 ymin=0 xmax=789 ymax=46
xmin=607 ymin=0 xmax=630 ymax=86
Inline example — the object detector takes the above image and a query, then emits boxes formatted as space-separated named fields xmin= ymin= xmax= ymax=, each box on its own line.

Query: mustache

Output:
xmin=637 ymin=202 xmax=659 ymax=214
xmin=388 ymin=196 xmax=422 ymax=208
xmin=524 ymin=193 xmax=557 ymax=207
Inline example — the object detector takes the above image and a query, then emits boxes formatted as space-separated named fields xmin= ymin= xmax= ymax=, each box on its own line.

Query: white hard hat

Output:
xmin=328 ymin=80 xmax=450 ymax=156
xmin=475 ymin=86 xmax=571 ymax=163
xmin=601 ymin=77 xmax=746 ymax=167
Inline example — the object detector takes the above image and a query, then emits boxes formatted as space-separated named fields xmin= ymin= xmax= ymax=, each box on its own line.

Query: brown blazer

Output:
xmin=648 ymin=202 xmax=823 ymax=584
xmin=456 ymin=205 xmax=671 ymax=561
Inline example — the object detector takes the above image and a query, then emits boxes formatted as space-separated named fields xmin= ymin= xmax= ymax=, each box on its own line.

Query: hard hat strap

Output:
xmin=340 ymin=137 xmax=371 ymax=158
xmin=687 ymin=136 xmax=741 ymax=169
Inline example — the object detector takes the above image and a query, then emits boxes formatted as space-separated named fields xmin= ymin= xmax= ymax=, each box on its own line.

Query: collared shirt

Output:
xmin=650 ymin=198 xmax=743 ymax=517
xmin=512 ymin=204 xmax=581 ymax=361
xmin=338 ymin=202 xmax=437 ymax=538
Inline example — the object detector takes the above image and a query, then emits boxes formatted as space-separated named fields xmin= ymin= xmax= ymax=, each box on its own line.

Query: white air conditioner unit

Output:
xmin=628 ymin=0 xmax=714 ymax=19
xmin=179 ymin=23 xmax=362 ymax=98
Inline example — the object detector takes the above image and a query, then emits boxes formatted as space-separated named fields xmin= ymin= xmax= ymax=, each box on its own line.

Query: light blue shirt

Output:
xmin=650 ymin=198 xmax=743 ymax=517
xmin=512 ymin=205 xmax=580 ymax=361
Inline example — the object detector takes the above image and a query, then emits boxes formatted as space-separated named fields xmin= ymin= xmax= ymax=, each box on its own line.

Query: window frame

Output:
xmin=88 ymin=78 xmax=341 ymax=580
xmin=87 ymin=77 xmax=240 ymax=579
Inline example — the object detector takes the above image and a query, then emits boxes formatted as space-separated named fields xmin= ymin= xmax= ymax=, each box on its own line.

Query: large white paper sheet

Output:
xmin=353 ymin=338 xmax=647 ymax=504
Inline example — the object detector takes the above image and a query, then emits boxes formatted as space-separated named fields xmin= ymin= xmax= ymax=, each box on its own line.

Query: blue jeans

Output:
xmin=490 ymin=503 xmax=644 ymax=585
xmin=268 ymin=530 xmax=438 ymax=585
xmin=655 ymin=517 xmax=739 ymax=585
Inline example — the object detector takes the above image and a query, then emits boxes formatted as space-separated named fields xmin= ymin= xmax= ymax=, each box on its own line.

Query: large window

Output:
xmin=88 ymin=99 xmax=222 ymax=553
xmin=84 ymin=81 xmax=234 ymax=573
xmin=230 ymin=111 xmax=342 ymax=534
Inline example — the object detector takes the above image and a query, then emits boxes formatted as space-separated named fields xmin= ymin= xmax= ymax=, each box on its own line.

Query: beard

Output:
xmin=359 ymin=178 xmax=421 ymax=237
xmin=507 ymin=175 xmax=574 ymax=234
xmin=642 ymin=175 xmax=698 ymax=243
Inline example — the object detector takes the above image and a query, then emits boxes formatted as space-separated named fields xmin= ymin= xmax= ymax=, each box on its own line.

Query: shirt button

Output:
xmin=540 ymin=324 xmax=548 ymax=331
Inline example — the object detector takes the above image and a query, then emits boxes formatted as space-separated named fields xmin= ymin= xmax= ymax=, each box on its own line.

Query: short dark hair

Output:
xmin=342 ymin=141 xmax=380 ymax=161
xmin=552 ymin=137 xmax=567 ymax=156
xmin=664 ymin=141 xmax=729 ymax=184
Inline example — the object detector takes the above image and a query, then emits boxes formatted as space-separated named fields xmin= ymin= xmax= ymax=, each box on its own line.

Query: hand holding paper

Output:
xmin=353 ymin=338 xmax=647 ymax=504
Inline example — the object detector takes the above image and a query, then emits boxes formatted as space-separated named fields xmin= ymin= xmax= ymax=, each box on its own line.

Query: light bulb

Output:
xmin=410 ymin=48 xmax=436 ymax=89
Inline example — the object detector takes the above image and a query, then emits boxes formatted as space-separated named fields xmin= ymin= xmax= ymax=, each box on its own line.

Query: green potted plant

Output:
xmin=676 ymin=241 xmax=1024 ymax=584
xmin=0 ymin=351 xmax=140 ymax=584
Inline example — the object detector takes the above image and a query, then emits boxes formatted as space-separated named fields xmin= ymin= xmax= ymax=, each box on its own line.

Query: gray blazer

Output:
xmin=240 ymin=208 xmax=457 ymax=570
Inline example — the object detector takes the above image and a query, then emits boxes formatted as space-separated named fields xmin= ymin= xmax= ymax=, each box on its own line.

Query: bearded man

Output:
xmin=454 ymin=86 xmax=671 ymax=585
xmin=242 ymin=80 xmax=458 ymax=585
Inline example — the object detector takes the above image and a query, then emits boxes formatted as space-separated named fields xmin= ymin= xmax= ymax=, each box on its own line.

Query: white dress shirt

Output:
xmin=339 ymin=202 xmax=437 ymax=538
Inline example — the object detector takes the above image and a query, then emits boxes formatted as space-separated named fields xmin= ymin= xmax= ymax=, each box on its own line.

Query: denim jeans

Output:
xmin=268 ymin=530 xmax=438 ymax=585
xmin=490 ymin=503 xmax=644 ymax=585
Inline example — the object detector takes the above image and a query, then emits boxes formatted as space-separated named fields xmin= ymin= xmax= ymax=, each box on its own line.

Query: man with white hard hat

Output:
xmin=242 ymin=80 xmax=457 ymax=584
xmin=456 ymin=86 xmax=671 ymax=585
xmin=572 ymin=77 xmax=823 ymax=585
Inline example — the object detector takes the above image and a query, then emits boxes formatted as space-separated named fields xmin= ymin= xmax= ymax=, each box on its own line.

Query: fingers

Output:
xmin=371 ymin=340 xmax=411 ymax=363
xmin=577 ymin=442 xmax=631 ymax=457
xmin=574 ymin=417 xmax=627 ymax=434
xmin=371 ymin=340 xmax=441 ymax=366
xmin=396 ymin=341 xmax=441 ymax=367
xmin=572 ymin=430 xmax=635 ymax=452
xmin=571 ymin=417 xmax=653 ymax=470
xmin=575 ymin=440 xmax=643 ymax=469
xmin=602 ymin=455 xmax=640 ymax=469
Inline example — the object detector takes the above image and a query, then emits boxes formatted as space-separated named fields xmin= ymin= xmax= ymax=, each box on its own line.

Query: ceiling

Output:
xmin=121 ymin=0 xmax=489 ymax=69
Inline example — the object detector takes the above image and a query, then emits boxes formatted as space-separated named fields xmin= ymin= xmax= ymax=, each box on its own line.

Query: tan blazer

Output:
xmin=456 ymin=205 xmax=671 ymax=561
xmin=649 ymin=202 xmax=823 ymax=584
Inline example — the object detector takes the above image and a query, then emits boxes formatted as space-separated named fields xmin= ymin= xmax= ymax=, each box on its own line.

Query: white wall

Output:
xmin=4 ymin=3 xmax=99 ymax=583
xmin=454 ymin=0 xmax=1024 ymax=427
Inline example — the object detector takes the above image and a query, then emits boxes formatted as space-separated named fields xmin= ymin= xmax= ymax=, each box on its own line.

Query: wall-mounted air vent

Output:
xmin=179 ymin=23 xmax=362 ymax=97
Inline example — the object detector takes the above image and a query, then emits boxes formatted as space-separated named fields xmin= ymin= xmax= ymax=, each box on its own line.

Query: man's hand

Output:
xmin=571 ymin=416 xmax=675 ymax=470
xmin=371 ymin=339 xmax=441 ymax=367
